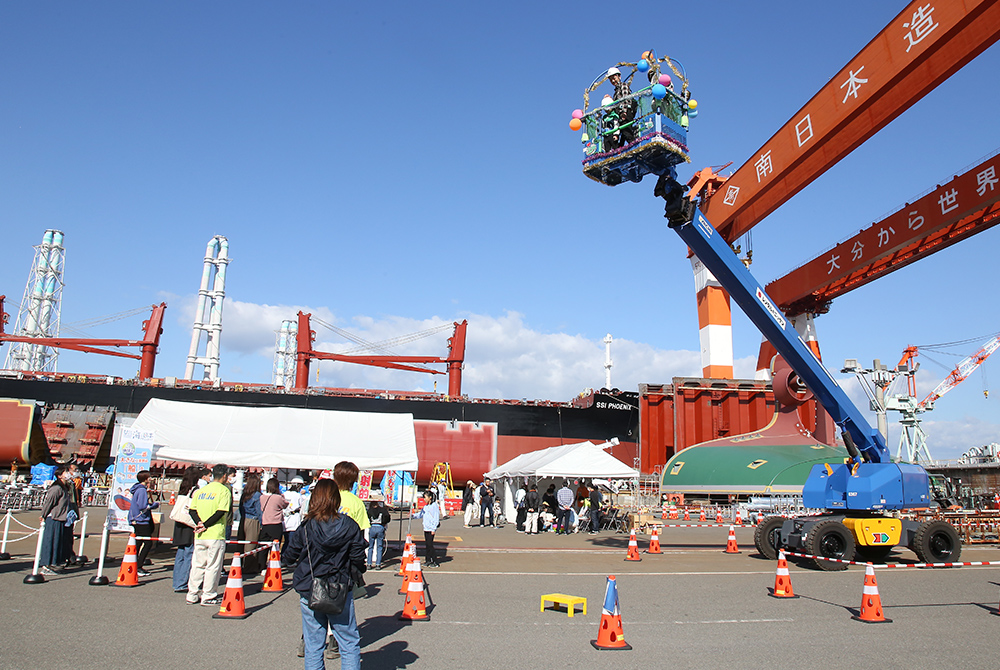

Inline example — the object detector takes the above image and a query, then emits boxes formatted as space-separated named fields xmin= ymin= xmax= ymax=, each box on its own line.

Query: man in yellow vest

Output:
xmin=186 ymin=464 xmax=232 ymax=606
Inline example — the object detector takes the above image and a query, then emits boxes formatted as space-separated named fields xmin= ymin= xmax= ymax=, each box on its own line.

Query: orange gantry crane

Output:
xmin=766 ymin=151 xmax=1000 ymax=318
xmin=686 ymin=0 xmax=1000 ymax=379
xmin=292 ymin=311 xmax=468 ymax=397
xmin=0 ymin=295 xmax=167 ymax=380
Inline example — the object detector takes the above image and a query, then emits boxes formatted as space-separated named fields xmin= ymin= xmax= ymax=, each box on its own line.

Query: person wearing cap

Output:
xmin=461 ymin=480 xmax=476 ymax=528
xmin=282 ymin=475 xmax=305 ymax=551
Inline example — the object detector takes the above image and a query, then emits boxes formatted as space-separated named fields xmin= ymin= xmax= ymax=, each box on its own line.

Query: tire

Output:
xmin=912 ymin=520 xmax=962 ymax=563
xmin=854 ymin=545 xmax=893 ymax=564
xmin=753 ymin=516 xmax=785 ymax=560
xmin=803 ymin=518 xmax=854 ymax=571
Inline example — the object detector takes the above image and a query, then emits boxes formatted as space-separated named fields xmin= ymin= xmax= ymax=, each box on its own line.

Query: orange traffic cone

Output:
xmin=724 ymin=525 xmax=740 ymax=554
xmin=398 ymin=557 xmax=429 ymax=621
xmin=668 ymin=508 xmax=678 ymax=520
xmin=624 ymin=530 xmax=642 ymax=562
xmin=715 ymin=510 xmax=724 ymax=524
xmin=213 ymin=552 xmax=250 ymax=619
xmin=699 ymin=509 xmax=706 ymax=522
xmin=646 ymin=527 xmax=662 ymax=554
xmin=852 ymin=563 xmax=891 ymax=623
xmin=262 ymin=541 xmax=284 ymax=592
xmin=591 ymin=575 xmax=632 ymax=650
xmin=169 ymin=491 xmax=176 ymax=505
xmin=397 ymin=534 xmax=414 ymax=576
xmin=683 ymin=508 xmax=690 ymax=521
xmin=735 ymin=510 xmax=743 ymax=525
xmin=399 ymin=553 xmax=420 ymax=594
xmin=113 ymin=534 xmax=139 ymax=587
xmin=661 ymin=507 xmax=668 ymax=520
xmin=770 ymin=550 xmax=798 ymax=598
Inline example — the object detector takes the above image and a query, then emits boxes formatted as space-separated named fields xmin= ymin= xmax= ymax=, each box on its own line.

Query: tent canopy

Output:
xmin=485 ymin=441 xmax=638 ymax=479
xmin=130 ymin=399 xmax=418 ymax=471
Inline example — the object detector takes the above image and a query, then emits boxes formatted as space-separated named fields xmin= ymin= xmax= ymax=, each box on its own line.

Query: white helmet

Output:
xmin=607 ymin=67 xmax=621 ymax=77
xmin=290 ymin=476 xmax=305 ymax=484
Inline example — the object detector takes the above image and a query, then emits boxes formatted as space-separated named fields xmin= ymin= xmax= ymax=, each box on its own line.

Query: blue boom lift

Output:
xmin=578 ymin=57 xmax=962 ymax=569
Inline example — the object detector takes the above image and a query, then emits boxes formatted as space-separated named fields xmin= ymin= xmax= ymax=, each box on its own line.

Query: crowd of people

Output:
xmin=459 ymin=477 xmax=613 ymax=535
xmin=98 ymin=464 xmax=611 ymax=669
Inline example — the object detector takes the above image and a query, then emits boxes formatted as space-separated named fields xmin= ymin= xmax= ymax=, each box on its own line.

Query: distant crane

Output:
xmin=886 ymin=334 xmax=998 ymax=463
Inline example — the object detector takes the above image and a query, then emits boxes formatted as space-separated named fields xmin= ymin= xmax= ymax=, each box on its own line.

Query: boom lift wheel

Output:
xmin=753 ymin=516 xmax=785 ymax=560
xmin=912 ymin=519 xmax=962 ymax=563
xmin=803 ymin=518 xmax=854 ymax=571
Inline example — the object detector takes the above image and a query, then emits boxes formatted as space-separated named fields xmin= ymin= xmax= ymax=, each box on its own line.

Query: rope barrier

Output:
xmin=783 ymin=550 xmax=1000 ymax=569
xmin=130 ymin=536 xmax=272 ymax=546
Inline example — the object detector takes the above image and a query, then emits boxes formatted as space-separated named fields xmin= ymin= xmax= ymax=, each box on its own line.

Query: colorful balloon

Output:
xmin=658 ymin=74 xmax=671 ymax=87
xmin=636 ymin=59 xmax=649 ymax=73
xmin=571 ymin=109 xmax=584 ymax=119
xmin=651 ymin=84 xmax=667 ymax=99
xmin=688 ymin=99 xmax=698 ymax=110
xmin=569 ymin=118 xmax=583 ymax=131
xmin=601 ymin=94 xmax=614 ymax=106
xmin=689 ymin=109 xmax=698 ymax=118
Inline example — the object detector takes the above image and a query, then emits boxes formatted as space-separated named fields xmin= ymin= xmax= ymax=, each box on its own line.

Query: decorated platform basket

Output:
xmin=571 ymin=51 xmax=697 ymax=186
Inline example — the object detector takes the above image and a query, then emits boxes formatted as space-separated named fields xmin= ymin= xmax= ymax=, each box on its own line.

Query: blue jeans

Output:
xmin=300 ymin=594 xmax=360 ymax=670
xmin=480 ymin=501 xmax=493 ymax=526
xmin=367 ymin=524 xmax=385 ymax=567
xmin=173 ymin=544 xmax=194 ymax=591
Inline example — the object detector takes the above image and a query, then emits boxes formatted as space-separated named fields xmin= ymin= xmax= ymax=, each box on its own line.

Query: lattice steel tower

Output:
xmin=272 ymin=319 xmax=298 ymax=389
xmin=4 ymin=230 xmax=66 ymax=372
xmin=184 ymin=236 xmax=230 ymax=381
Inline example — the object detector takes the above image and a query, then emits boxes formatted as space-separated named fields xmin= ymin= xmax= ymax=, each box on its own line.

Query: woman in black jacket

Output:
xmin=282 ymin=478 xmax=366 ymax=670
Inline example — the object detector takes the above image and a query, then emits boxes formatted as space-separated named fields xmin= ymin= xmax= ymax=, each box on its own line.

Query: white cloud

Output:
xmin=203 ymin=302 xmax=722 ymax=401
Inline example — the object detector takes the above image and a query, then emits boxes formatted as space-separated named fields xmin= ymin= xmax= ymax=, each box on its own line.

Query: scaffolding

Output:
xmin=184 ymin=236 xmax=230 ymax=381
xmin=272 ymin=319 xmax=298 ymax=389
xmin=3 ymin=230 xmax=66 ymax=372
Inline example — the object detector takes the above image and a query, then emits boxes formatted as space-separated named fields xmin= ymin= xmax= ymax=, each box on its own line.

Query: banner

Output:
xmin=383 ymin=470 xmax=396 ymax=506
xmin=107 ymin=427 xmax=154 ymax=532
xmin=357 ymin=470 xmax=373 ymax=500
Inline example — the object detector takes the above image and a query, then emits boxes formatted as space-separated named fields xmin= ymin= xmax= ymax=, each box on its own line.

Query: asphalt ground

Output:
xmin=2 ymin=508 xmax=1000 ymax=669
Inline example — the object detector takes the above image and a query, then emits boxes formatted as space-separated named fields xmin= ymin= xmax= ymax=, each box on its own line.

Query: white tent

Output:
xmin=485 ymin=441 xmax=638 ymax=479
xmin=131 ymin=398 xmax=418 ymax=470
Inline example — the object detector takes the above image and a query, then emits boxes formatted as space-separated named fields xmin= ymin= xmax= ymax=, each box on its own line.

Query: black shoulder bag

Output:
xmin=303 ymin=520 xmax=350 ymax=615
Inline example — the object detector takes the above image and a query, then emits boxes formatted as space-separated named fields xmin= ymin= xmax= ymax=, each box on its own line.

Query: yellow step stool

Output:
xmin=540 ymin=593 xmax=587 ymax=617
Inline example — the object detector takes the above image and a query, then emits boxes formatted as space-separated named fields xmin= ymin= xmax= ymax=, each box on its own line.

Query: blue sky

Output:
xmin=1 ymin=2 xmax=998 ymax=459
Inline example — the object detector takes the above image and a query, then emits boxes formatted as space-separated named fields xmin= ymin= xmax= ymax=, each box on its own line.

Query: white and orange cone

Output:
xmin=397 ymin=534 xmax=414 ymax=576
xmin=213 ymin=552 xmax=250 ymax=619
xmin=399 ymin=554 xmax=420 ymax=595
xmin=113 ymin=534 xmax=139 ymax=587
xmin=646 ymin=527 xmax=662 ymax=554
xmin=724 ymin=525 xmax=740 ymax=554
xmin=715 ymin=510 xmax=724 ymax=524
xmin=262 ymin=541 xmax=284 ymax=592
xmin=624 ymin=530 xmax=642 ymax=562
xmin=770 ymin=550 xmax=798 ymax=598
xmin=591 ymin=575 xmax=632 ymax=650
xmin=398 ymin=557 xmax=429 ymax=621
xmin=852 ymin=563 xmax=891 ymax=623
xmin=698 ymin=509 xmax=707 ymax=522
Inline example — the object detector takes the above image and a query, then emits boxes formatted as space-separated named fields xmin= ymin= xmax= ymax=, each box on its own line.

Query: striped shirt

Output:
xmin=556 ymin=487 xmax=574 ymax=510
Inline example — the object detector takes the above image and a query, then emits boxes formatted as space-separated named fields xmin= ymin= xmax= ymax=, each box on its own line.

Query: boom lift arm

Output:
xmin=654 ymin=177 xmax=932 ymax=512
